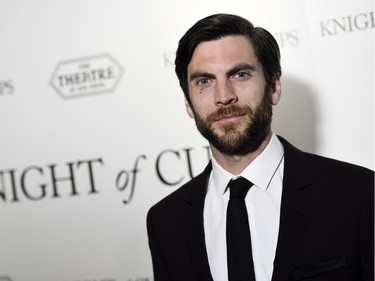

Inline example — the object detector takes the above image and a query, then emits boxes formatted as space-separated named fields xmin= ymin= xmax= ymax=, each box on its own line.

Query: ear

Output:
xmin=270 ymin=75 xmax=282 ymax=106
xmin=185 ymin=98 xmax=195 ymax=119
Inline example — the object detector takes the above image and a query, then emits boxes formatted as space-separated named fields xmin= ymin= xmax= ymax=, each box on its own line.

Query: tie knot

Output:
xmin=228 ymin=177 xmax=253 ymax=199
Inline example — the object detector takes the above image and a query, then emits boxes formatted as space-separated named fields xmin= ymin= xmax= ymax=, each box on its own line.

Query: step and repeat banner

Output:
xmin=0 ymin=0 xmax=373 ymax=280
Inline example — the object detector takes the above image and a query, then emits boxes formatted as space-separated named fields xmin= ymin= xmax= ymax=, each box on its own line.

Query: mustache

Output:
xmin=205 ymin=105 xmax=252 ymax=123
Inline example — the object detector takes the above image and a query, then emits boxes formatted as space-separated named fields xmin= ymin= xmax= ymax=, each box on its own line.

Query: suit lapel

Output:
xmin=182 ymin=163 xmax=214 ymax=281
xmin=272 ymin=137 xmax=314 ymax=281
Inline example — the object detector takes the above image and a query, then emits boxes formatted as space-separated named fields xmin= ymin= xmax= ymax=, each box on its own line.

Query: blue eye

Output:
xmin=197 ymin=78 xmax=210 ymax=86
xmin=236 ymin=72 xmax=250 ymax=79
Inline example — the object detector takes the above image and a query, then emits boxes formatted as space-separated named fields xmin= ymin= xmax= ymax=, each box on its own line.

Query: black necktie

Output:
xmin=226 ymin=177 xmax=256 ymax=281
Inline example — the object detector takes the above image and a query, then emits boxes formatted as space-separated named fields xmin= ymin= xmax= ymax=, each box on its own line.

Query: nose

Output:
xmin=214 ymin=79 xmax=238 ymax=106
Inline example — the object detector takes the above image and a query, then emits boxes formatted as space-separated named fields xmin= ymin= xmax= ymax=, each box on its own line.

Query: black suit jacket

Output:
xmin=147 ymin=137 xmax=374 ymax=281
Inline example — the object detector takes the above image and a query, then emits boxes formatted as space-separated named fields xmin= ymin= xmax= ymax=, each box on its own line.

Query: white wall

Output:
xmin=0 ymin=0 xmax=373 ymax=280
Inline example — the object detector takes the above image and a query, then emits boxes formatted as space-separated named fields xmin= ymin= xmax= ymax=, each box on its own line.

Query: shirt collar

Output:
xmin=211 ymin=133 xmax=284 ymax=197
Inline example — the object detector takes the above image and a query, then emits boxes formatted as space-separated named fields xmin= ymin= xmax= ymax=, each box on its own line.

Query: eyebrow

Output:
xmin=189 ymin=71 xmax=215 ymax=82
xmin=227 ymin=63 xmax=258 ymax=77
xmin=189 ymin=63 xmax=259 ymax=82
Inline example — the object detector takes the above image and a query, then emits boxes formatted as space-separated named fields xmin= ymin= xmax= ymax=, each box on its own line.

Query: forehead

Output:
xmin=188 ymin=35 xmax=260 ymax=74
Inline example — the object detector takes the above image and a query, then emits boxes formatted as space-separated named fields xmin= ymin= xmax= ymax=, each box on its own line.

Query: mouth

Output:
xmin=215 ymin=113 xmax=245 ymax=123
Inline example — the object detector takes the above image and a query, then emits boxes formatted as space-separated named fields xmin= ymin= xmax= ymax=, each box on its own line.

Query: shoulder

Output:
xmin=304 ymin=152 xmax=373 ymax=179
xmin=148 ymin=162 xmax=212 ymax=217
xmin=279 ymin=135 xmax=373 ymax=177
xmin=303 ymin=152 xmax=374 ymax=199
xmin=279 ymin=135 xmax=374 ymax=194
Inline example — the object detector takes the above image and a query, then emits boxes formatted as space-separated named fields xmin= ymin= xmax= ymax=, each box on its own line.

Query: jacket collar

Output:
xmin=182 ymin=162 xmax=214 ymax=281
xmin=272 ymin=136 xmax=314 ymax=281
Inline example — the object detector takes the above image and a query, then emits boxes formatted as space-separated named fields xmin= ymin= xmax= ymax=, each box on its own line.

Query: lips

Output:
xmin=213 ymin=105 xmax=247 ymax=120
xmin=215 ymin=113 xmax=244 ymax=122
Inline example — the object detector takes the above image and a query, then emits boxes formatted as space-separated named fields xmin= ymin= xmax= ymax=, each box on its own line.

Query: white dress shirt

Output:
xmin=203 ymin=133 xmax=284 ymax=281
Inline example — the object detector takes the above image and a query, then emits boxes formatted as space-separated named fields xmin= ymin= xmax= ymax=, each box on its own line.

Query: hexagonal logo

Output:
xmin=50 ymin=54 xmax=123 ymax=99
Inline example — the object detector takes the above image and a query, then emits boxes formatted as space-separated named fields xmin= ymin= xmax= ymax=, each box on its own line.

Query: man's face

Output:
xmin=185 ymin=35 xmax=281 ymax=155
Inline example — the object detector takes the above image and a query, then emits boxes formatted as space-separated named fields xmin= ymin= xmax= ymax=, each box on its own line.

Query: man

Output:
xmin=146 ymin=13 xmax=374 ymax=281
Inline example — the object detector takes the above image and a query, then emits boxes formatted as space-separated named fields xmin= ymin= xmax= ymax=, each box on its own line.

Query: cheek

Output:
xmin=189 ymin=91 xmax=212 ymax=110
xmin=237 ymin=89 xmax=264 ymax=107
xmin=188 ymin=101 xmax=213 ymax=122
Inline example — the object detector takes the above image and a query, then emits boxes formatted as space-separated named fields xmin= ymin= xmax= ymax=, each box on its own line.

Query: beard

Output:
xmin=192 ymin=91 xmax=273 ymax=155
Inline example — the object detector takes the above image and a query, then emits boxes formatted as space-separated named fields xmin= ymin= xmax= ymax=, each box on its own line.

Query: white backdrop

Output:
xmin=0 ymin=1 xmax=373 ymax=281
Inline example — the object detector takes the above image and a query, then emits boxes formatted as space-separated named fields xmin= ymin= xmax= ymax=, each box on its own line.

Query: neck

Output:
xmin=211 ymin=131 xmax=273 ymax=175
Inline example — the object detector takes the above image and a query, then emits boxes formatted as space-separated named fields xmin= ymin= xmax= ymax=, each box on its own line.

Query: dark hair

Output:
xmin=175 ymin=13 xmax=281 ymax=102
